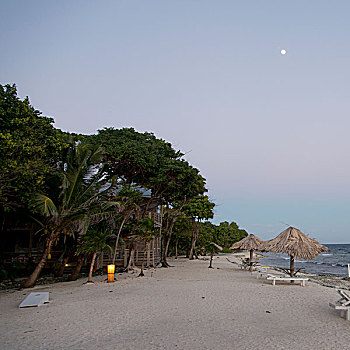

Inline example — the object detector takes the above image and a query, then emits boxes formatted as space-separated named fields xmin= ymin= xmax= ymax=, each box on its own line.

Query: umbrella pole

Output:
xmin=249 ymin=249 xmax=254 ymax=272
xmin=290 ymin=255 xmax=295 ymax=277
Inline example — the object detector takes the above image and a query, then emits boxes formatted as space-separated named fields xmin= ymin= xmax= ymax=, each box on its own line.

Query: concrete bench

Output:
xmin=329 ymin=290 xmax=350 ymax=320
xmin=329 ymin=302 xmax=350 ymax=320
xmin=266 ymin=276 xmax=309 ymax=286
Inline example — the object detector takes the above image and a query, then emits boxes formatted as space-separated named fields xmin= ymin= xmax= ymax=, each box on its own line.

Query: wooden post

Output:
xmin=146 ymin=241 xmax=151 ymax=267
xmin=123 ymin=247 xmax=128 ymax=268
xmin=249 ymin=249 xmax=254 ymax=272
xmin=290 ymin=255 xmax=295 ymax=277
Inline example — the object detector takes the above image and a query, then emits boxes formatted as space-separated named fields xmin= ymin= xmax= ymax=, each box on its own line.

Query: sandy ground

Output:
xmin=1 ymin=255 xmax=350 ymax=350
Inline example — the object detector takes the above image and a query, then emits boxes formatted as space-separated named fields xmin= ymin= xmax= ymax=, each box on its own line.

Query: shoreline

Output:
xmin=225 ymin=252 xmax=350 ymax=291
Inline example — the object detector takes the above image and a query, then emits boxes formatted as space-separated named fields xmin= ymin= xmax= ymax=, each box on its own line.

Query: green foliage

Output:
xmin=221 ymin=248 xmax=233 ymax=253
xmin=195 ymin=220 xmax=248 ymax=253
xmin=0 ymin=261 xmax=22 ymax=281
xmin=90 ymin=127 xmax=180 ymax=185
xmin=183 ymin=195 xmax=215 ymax=221
xmin=0 ymin=84 xmax=68 ymax=209
xmin=89 ymin=127 xmax=207 ymax=203
xmin=30 ymin=143 xmax=114 ymax=242
xmin=133 ymin=217 xmax=157 ymax=240
xmin=214 ymin=221 xmax=248 ymax=249
xmin=77 ymin=228 xmax=113 ymax=256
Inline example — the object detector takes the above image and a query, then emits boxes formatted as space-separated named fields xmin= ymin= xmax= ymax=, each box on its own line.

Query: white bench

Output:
xmin=329 ymin=302 xmax=350 ymax=320
xmin=329 ymin=290 xmax=350 ymax=320
xmin=267 ymin=276 xmax=309 ymax=286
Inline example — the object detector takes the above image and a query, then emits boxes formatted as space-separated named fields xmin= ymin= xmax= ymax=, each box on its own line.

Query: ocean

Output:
xmin=259 ymin=244 xmax=350 ymax=277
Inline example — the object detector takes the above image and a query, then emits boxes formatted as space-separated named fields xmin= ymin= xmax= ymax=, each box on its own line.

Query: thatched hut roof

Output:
xmin=230 ymin=234 xmax=266 ymax=251
xmin=265 ymin=226 xmax=327 ymax=260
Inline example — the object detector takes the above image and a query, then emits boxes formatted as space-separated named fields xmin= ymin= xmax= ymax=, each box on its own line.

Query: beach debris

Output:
xmin=19 ymin=292 xmax=49 ymax=308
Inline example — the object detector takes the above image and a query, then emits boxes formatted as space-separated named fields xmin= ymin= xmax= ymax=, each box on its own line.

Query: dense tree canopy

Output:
xmin=0 ymin=83 xmax=249 ymax=287
xmin=0 ymin=84 xmax=68 ymax=209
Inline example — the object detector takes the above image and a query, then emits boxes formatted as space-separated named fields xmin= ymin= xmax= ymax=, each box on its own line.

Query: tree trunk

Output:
xmin=139 ymin=263 xmax=144 ymax=277
xmin=124 ymin=242 xmax=136 ymax=272
xmin=139 ymin=247 xmax=147 ymax=277
xmin=68 ymin=256 xmax=85 ymax=281
xmin=146 ymin=241 xmax=151 ymax=267
xmin=87 ymin=252 xmax=97 ymax=283
xmin=209 ymin=252 xmax=214 ymax=268
xmin=55 ymin=256 xmax=69 ymax=277
xmin=21 ymin=233 xmax=55 ymax=288
xmin=112 ymin=215 xmax=128 ymax=265
xmin=160 ymin=235 xmax=170 ymax=267
xmin=189 ymin=223 xmax=199 ymax=260
xmin=161 ymin=218 xmax=176 ymax=267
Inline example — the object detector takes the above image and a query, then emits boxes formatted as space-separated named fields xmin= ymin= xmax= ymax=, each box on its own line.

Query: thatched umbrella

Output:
xmin=266 ymin=226 xmax=328 ymax=277
xmin=230 ymin=234 xmax=266 ymax=271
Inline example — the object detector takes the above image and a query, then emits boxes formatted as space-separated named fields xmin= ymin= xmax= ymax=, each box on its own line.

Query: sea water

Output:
xmin=259 ymin=244 xmax=350 ymax=277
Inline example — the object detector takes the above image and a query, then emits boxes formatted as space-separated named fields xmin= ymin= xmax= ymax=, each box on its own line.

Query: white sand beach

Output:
xmin=1 ymin=256 xmax=349 ymax=350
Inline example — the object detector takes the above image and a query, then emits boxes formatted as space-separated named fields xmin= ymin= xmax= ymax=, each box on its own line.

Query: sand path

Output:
xmin=1 ymin=256 xmax=349 ymax=350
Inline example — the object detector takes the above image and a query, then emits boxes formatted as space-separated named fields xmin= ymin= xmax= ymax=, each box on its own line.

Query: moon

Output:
xmin=280 ymin=49 xmax=287 ymax=55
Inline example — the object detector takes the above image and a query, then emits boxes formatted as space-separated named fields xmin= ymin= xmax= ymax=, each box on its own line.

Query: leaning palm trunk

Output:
xmin=68 ymin=256 xmax=85 ymax=281
xmin=21 ymin=232 xmax=56 ymax=288
xmin=112 ymin=215 xmax=128 ymax=265
xmin=160 ymin=236 xmax=170 ymax=267
xmin=55 ymin=256 xmax=69 ymax=277
xmin=209 ymin=252 xmax=214 ymax=268
xmin=124 ymin=241 xmax=136 ymax=272
xmin=161 ymin=218 xmax=176 ymax=267
xmin=87 ymin=252 xmax=98 ymax=283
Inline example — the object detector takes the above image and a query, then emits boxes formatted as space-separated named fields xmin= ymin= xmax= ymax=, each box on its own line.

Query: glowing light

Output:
xmin=280 ymin=49 xmax=287 ymax=55
xmin=107 ymin=264 xmax=115 ymax=283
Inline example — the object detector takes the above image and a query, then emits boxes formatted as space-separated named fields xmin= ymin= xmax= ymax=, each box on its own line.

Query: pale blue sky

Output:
xmin=1 ymin=1 xmax=349 ymax=243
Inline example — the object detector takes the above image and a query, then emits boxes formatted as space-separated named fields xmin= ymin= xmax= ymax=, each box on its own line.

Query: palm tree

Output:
xmin=21 ymin=143 xmax=115 ymax=288
xmin=207 ymin=242 xmax=223 ymax=268
xmin=111 ymin=185 xmax=142 ymax=265
xmin=77 ymin=228 xmax=113 ymax=283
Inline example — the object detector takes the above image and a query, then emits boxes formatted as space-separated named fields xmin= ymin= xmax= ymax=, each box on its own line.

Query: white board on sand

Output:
xmin=19 ymin=292 xmax=50 ymax=308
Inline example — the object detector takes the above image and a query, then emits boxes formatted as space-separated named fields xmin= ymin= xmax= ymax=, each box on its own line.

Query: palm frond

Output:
xmin=31 ymin=194 xmax=58 ymax=217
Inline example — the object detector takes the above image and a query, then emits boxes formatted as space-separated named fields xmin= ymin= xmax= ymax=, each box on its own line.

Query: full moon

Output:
xmin=280 ymin=49 xmax=287 ymax=55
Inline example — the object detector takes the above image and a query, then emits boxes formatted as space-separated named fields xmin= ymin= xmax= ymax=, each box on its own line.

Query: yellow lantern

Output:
xmin=107 ymin=264 xmax=115 ymax=283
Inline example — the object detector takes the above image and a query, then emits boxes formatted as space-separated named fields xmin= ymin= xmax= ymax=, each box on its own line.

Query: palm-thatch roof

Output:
xmin=265 ymin=226 xmax=327 ymax=260
xmin=230 ymin=234 xmax=266 ymax=251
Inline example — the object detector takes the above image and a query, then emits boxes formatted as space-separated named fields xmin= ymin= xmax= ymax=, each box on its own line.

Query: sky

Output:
xmin=1 ymin=1 xmax=349 ymax=243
